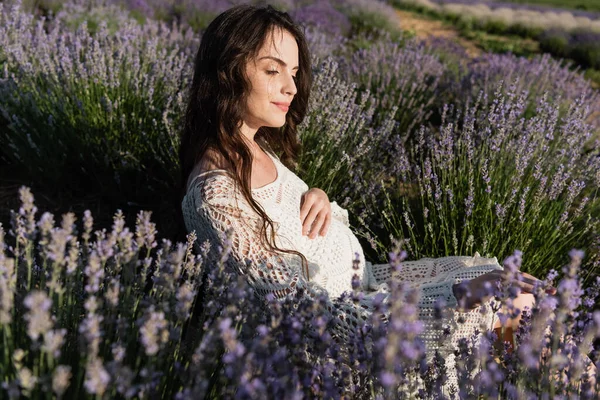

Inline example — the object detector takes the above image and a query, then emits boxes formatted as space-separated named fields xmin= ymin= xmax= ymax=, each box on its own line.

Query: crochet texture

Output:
xmin=181 ymin=149 xmax=504 ymax=394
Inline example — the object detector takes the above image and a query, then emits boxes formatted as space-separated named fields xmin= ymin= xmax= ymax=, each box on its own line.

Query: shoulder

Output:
xmin=187 ymin=148 xmax=235 ymax=192
xmin=194 ymin=147 xmax=233 ymax=174
xmin=198 ymin=147 xmax=235 ymax=174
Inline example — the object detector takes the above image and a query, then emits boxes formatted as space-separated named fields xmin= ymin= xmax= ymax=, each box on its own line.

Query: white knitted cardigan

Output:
xmin=181 ymin=150 xmax=504 ymax=395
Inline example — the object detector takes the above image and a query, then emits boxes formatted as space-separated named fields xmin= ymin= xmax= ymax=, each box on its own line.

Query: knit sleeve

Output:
xmin=181 ymin=173 xmax=384 ymax=351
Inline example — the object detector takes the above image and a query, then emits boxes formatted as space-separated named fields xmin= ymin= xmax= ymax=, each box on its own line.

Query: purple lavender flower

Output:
xmin=52 ymin=365 xmax=72 ymax=398
xmin=42 ymin=328 xmax=67 ymax=358
xmin=139 ymin=305 xmax=169 ymax=356
xmin=23 ymin=290 xmax=53 ymax=341
xmin=83 ymin=358 xmax=110 ymax=396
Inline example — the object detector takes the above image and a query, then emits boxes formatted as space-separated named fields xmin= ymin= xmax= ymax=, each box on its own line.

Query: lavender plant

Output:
xmin=445 ymin=52 xmax=600 ymax=126
xmin=103 ymin=0 xmax=397 ymax=38
xmin=290 ymin=0 xmax=351 ymax=38
xmin=3 ymin=187 xmax=600 ymax=398
xmin=496 ymin=249 xmax=600 ymax=398
xmin=0 ymin=0 xmax=197 ymax=219
xmin=332 ymin=0 xmax=403 ymax=40
xmin=50 ymin=0 xmax=143 ymax=35
xmin=392 ymin=0 xmax=600 ymax=78
xmin=295 ymin=36 xmax=448 ymax=235
xmin=1 ymin=186 xmax=204 ymax=398
xmin=337 ymin=35 xmax=446 ymax=134
xmin=369 ymin=81 xmax=600 ymax=289
xmin=426 ymin=0 xmax=600 ymax=19
xmin=565 ymin=29 xmax=600 ymax=70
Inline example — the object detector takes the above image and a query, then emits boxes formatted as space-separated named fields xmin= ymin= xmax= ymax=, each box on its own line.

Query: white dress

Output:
xmin=181 ymin=149 xmax=503 ymax=395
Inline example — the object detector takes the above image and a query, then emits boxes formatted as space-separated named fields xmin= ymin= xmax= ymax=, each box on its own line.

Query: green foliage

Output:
xmin=341 ymin=1 xmax=404 ymax=43
xmin=169 ymin=4 xmax=218 ymax=33
xmin=584 ymin=67 xmax=600 ymax=87
xmin=571 ymin=41 xmax=600 ymax=70
xmin=504 ymin=0 xmax=600 ymax=13
xmin=538 ymin=29 xmax=600 ymax=70
xmin=460 ymin=29 xmax=540 ymax=57
xmin=18 ymin=0 xmax=63 ymax=16
xmin=347 ymin=13 xmax=403 ymax=43
xmin=539 ymin=30 xmax=570 ymax=58
xmin=1 ymin=68 xmax=183 ymax=196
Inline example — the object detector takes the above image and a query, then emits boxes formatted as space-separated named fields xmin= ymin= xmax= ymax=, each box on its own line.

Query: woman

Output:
xmin=179 ymin=3 xmax=595 ymax=395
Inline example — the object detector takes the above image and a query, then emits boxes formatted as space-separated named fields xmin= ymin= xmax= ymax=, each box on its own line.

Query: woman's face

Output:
xmin=241 ymin=28 xmax=299 ymax=133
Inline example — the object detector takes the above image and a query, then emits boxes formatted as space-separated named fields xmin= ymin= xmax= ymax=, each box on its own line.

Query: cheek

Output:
xmin=252 ymin=75 xmax=273 ymax=101
xmin=264 ymin=78 xmax=273 ymax=100
xmin=249 ymin=81 xmax=271 ymax=104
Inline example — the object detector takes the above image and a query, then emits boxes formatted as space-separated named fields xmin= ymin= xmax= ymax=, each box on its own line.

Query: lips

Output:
xmin=272 ymin=102 xmax=290 ymax=112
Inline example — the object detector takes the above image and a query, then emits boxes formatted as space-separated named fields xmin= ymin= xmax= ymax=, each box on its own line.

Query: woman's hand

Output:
xmin=453 ymin=269 xmax=557 ymax=311
xmin=300 ymin=188 xmax=331 ymax=239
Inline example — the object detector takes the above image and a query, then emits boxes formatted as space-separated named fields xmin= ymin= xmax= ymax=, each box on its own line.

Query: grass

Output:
xmin=504 ymin=0 xmax=600 ymax=13
xmin=459 ymin=28 xmax=540 ymax=57
xmin=586 ymin=68 xmax=600 ymax=88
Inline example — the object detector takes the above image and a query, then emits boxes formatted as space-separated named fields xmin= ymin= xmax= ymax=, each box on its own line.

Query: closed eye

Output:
xmin=267 ymin=70 xmax=298 ymax=82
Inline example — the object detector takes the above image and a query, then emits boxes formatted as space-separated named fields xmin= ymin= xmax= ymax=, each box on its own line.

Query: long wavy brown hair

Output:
xmin=178 ymin=4 xmax=313 ymax=279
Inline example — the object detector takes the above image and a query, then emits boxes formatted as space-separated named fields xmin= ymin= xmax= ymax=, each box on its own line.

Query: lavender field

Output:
xmin=1 ymin=0 xmax=600 ymax=398
xmin=394 ymin=0 xmax=600 ymax=74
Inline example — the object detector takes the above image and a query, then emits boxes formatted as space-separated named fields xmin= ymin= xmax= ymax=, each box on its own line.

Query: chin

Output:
xmin=268 ymin=119 xmax=286 ymax=128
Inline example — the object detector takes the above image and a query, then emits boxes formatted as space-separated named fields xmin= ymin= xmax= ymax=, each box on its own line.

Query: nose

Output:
xmin=284 ymin=73 xmax=297 ymax=96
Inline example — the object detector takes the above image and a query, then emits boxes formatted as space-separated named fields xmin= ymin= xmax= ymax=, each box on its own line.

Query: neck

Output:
xmin=240 ymin=127 xmax=263 ymax=156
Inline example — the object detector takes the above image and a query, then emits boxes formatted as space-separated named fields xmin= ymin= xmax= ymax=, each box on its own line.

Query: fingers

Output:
xmin=301 ymin=203 xmax=319 ymax=235
xmin=499 ymin=270 xmax=557 ymax=294
xmin=522 ymin=271 xmax=557 ymax=294
xmin=304 ymin=211 xmax=326 ymax=239
xmin=516 ymin=279 xmax=537 ymax=294
xmin=300 ymin=203 xmax=327 ymax=239
xmin=300 ymin=190 xmax=322 ymax=223
xmin=300 ymin=190 xmax=331 ymax=239
xmin=299 ymin=193 xmax=312 ymax=222
xmin=319 ymin=212 xmax=331 ymax=237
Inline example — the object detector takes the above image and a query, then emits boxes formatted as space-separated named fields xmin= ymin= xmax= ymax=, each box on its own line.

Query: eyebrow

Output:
xmin=258 ymin=56 xmax=299 ymax=70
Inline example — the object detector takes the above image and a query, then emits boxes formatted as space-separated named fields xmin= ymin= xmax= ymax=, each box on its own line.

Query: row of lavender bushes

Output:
xmin=16 ymin=0 xmax=402 ymax=38
xmin=391 ymin=0 xmax=600 ymax=35
xmin=0 ymin=0 xmax=600 ymax=396
xmin=539 ymin=28 xmax=600 ymax=70
xmin=1 ymin=187 xmax=599 ymax=398
xmin=391 ymin=0 xmax=600 ymax=70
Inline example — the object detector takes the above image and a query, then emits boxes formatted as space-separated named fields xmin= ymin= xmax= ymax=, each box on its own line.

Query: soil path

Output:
xmin=394 ymin=9 xmax=482 ymax=58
